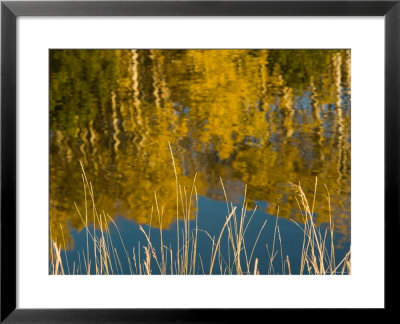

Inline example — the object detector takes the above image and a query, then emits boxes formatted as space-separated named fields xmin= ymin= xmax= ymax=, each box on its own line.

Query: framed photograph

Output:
xmin=1 ymin=0 xmax=398 ymax=321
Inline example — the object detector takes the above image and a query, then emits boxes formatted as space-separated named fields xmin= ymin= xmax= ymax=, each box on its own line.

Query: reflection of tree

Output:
xmin=50 ymin=49 xmax=351 ymax=248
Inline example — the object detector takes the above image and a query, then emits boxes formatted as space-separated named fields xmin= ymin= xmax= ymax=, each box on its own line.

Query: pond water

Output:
xmin=50 ymin=49 xmax=351 ymax=275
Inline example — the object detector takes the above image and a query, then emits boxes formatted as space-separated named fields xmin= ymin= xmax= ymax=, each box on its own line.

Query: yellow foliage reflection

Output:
xmin=50 ymin=49 xmax=351 ymax=249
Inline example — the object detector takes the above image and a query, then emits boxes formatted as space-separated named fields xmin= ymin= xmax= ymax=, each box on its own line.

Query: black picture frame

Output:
xmin=1 ymin=0 xmax=398 ymax=322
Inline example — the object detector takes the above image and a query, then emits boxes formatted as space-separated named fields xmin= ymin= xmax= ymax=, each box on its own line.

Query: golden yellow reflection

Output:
xmin=50 ymin=49 xmax=350 ymax=249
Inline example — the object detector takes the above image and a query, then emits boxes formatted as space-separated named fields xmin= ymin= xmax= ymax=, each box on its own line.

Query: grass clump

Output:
xmin=50 ymin=149 xmax=350 ymax=275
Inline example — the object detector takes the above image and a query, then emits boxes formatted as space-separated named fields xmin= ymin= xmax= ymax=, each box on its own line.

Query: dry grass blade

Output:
xmin=52 ymin=240 xmax=65 ymax=275
xmin=209 ymin=206 xmax=237 ymax=274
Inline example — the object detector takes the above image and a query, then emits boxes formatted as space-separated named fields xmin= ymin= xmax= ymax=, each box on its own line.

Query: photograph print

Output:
xmin=49 ymin=49 xmax=351 ymax=275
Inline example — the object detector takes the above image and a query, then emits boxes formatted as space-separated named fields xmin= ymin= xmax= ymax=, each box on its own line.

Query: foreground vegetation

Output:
xmin=50 ymin=150 xmax=351 ymax=275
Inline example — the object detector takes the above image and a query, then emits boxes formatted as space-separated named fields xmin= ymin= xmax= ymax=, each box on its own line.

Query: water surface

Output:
xmin=50 ymin=49 xmax=351 ymax=274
